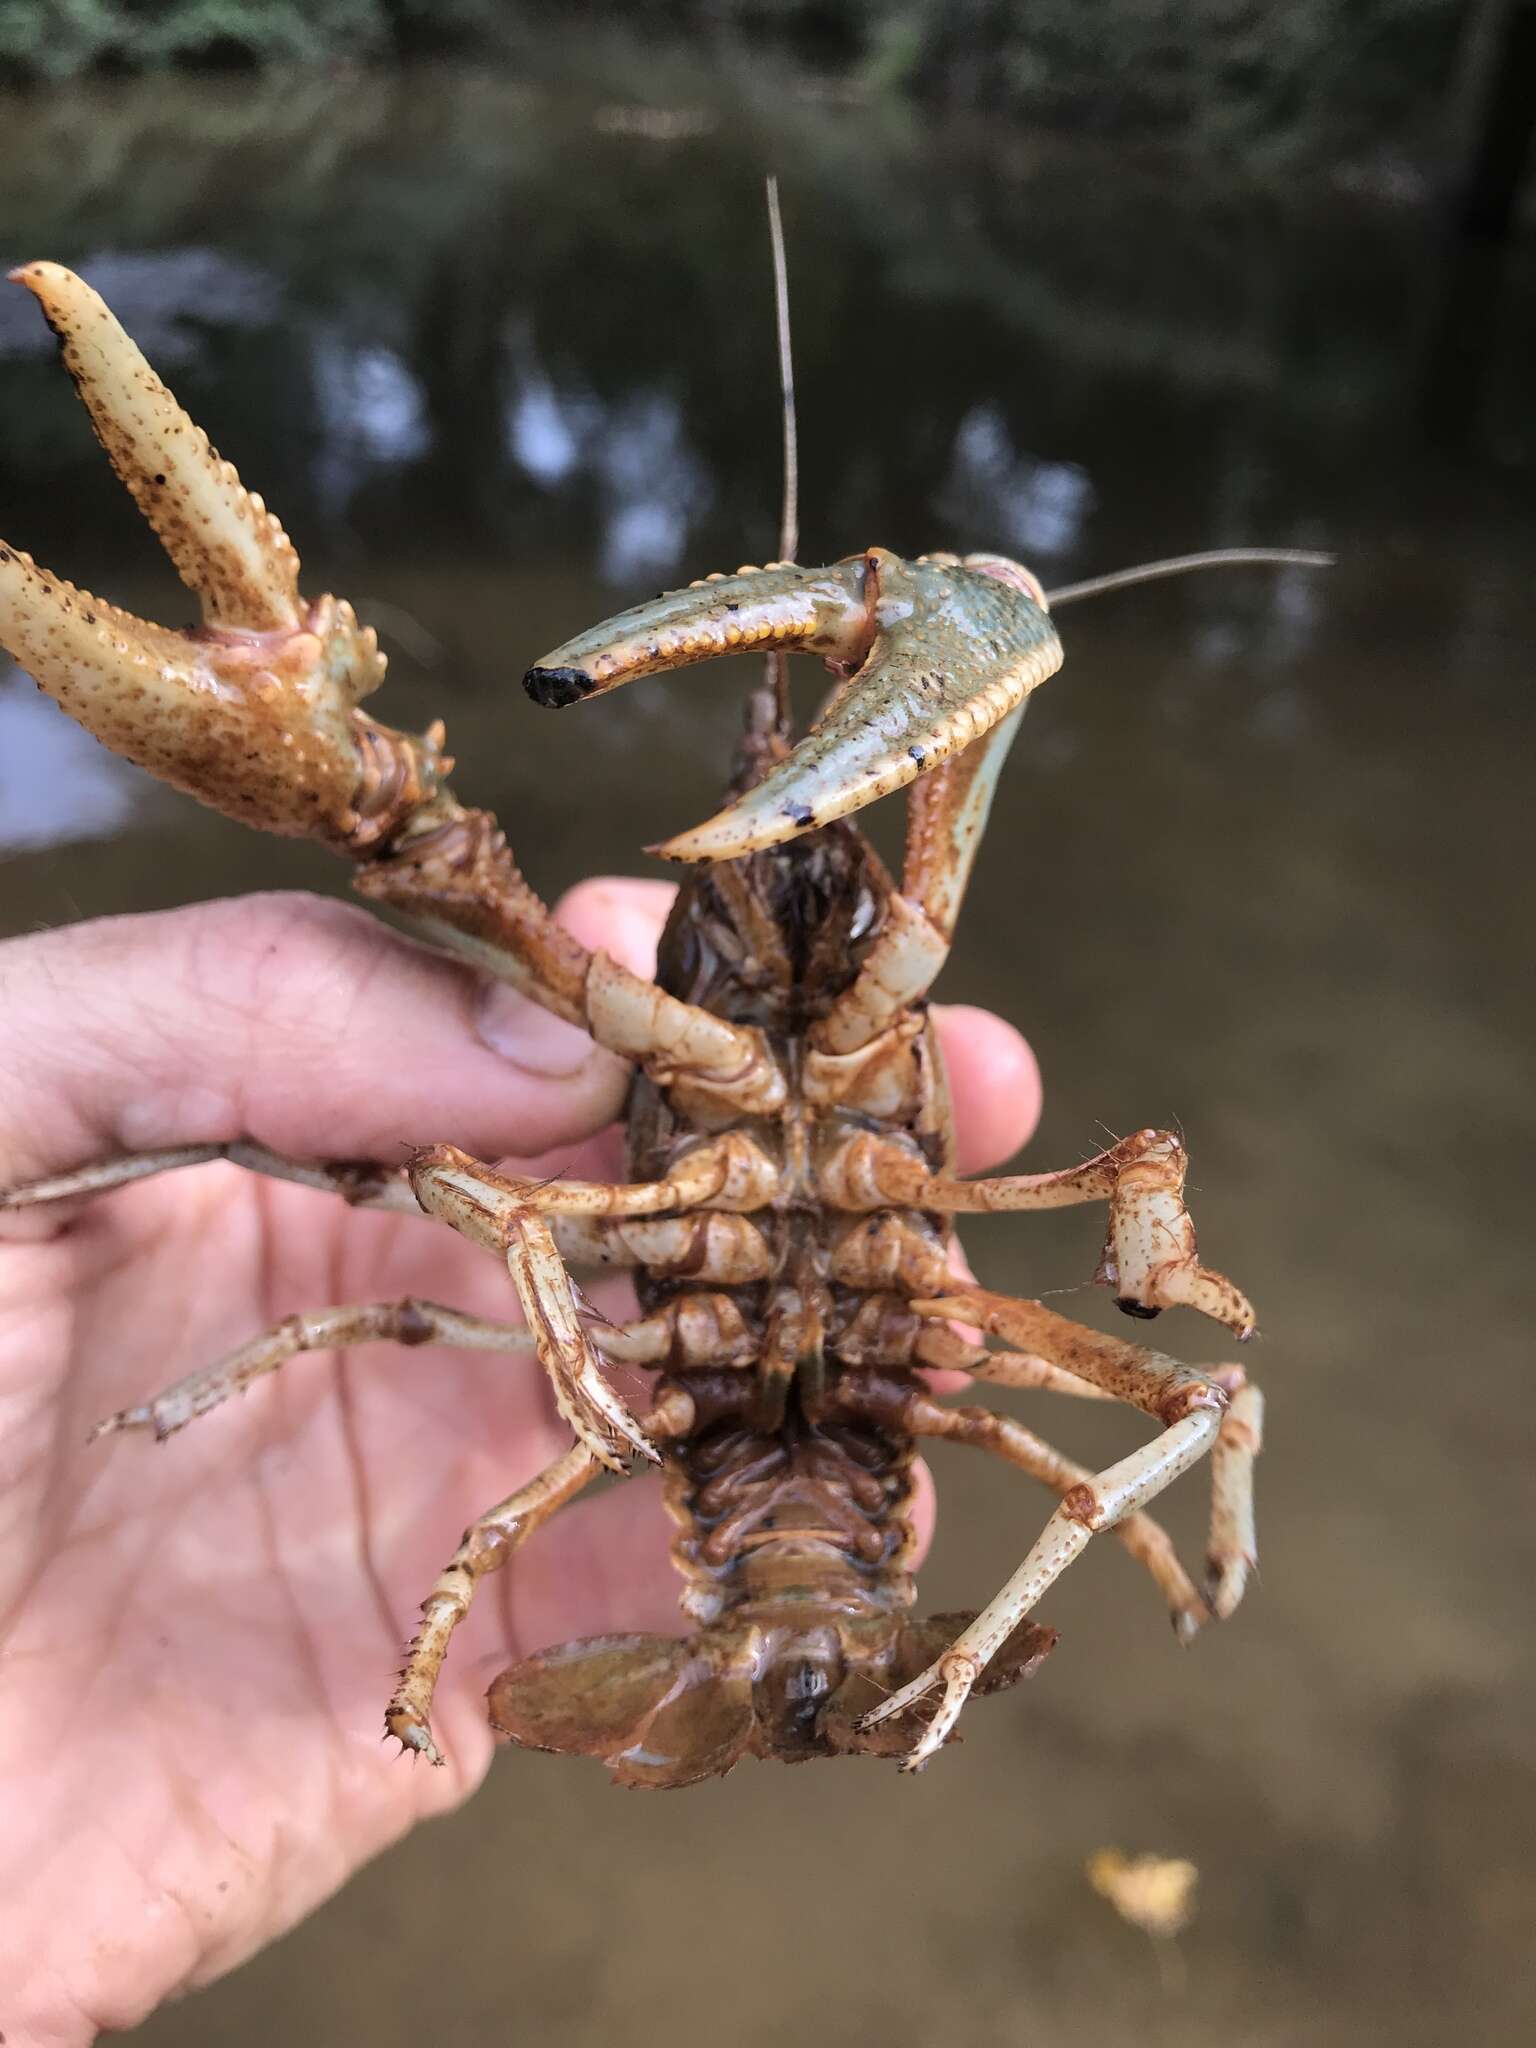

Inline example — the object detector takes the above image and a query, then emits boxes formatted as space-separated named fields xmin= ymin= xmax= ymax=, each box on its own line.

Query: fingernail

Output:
xmin=477 ymin=982 xmax=597 ymax=1078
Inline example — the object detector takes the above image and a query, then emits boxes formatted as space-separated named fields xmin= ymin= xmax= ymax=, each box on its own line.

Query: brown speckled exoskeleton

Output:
xmin=0 ymin=261 xmax=1290 ymax=1782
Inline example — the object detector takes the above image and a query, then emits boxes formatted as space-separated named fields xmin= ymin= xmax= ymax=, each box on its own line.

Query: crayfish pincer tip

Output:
xmin=524 ymin=664 xmax=597 ymax=709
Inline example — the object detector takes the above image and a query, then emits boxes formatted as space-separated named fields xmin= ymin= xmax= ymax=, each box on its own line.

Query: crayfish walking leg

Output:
xmin=387 ymin=1384 xmax=696 ymax=1763
xmin=911 ymin=1322 xmax=1264 ymax=1624
xmin=859 ymin=1300 xmax=1263 ymax=1768
xmin=90 ymin=1299 xmax=538 ymax=1441
xmin=855 ymin=1383 xmax=1212 ymax=1639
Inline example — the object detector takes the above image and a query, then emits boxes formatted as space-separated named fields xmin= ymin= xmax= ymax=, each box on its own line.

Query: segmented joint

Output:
xmin=1159 ymin=1380 xmax=1230 ymax=1427
xmin=345 ymin=713 xmax=447 ymax=851
xmin=817 ymin=1130 xmax=928 ymax=1212
xmin=584 ymin=951 xmax=788 ymax=1117
xmin=802 ymin=1015 xmax=926 ymax=1118
xmin=1059 ymin=1483 xmax=1105 ymax=1530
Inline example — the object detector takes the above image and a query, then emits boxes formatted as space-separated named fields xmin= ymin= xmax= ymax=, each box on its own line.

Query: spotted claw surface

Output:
xmin=0 ymin=262 xmax=431 ymax=846
xmin=524 ymin=548 xmax=1062 ymax=860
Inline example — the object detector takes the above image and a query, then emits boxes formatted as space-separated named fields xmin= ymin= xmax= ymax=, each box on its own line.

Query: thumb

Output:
xmin=0 ymin=889 xmax=646 ymax=1194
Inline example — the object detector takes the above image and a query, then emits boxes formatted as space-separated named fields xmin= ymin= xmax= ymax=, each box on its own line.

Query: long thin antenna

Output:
xmin=752 ymin=175 xmax=798 ymax=741
xmin=1045 ymin=548 xmax=1334 ymax=608
xmin=767 ymin=175 xmax=798 ymax=567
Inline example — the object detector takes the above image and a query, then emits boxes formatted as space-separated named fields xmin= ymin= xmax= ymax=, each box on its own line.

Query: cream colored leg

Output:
xmin=862 ymin=1298 xmax=1246 ymax=1769
xmin=92 ymin=1297 xmax=535 ymax=1442
xmin=913 ymin=1322 xmax=1115 ymax=1399
xmin=411 ymin=1144 xmax=687 ymax=1470
xmin=890 ymin=1389 xmax=1208 ymax=1637
xmin=913 ymin=1327 xmax=1263 ymax=1630
xmin=863 ymin=1406 xmax=1223 ymax=1769
xmin=1206 ymin=1379 xmax=1264 ymax=1618
xmin=818 ymin=1127 xmax=1256 ymax=1338
xmin=386 ymin=1384 xmax=695 ymax=1765
xmin=1 ymin=1139 xmax=418 ymax=1216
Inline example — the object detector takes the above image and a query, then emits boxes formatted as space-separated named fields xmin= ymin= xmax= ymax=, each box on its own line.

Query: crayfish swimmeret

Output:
xmin=0 ymin=260 xmax=1280 ymax=1783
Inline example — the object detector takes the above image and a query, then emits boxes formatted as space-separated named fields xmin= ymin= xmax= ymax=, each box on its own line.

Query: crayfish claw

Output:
xmin=525 ymin=549 xmax=1061 ymax=860
xmin=658 ymin=556 xmax=1059 ymax=859
xmin=0 ymin=263 xmax=432 ymax=847
xmin=523 ymin=559 xmax=870 ymax=706
xmin=9 ymin=261 xmax=301 ymax=632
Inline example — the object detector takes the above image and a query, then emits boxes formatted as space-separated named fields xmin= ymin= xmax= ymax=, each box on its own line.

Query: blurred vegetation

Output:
xmin=0 ymin=0 xmax=1471 ymax=179
xmin=7 ymin=50 xmax=1524 ymax=605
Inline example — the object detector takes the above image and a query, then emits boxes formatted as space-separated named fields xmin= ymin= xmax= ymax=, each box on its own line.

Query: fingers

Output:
xmin=0 ymin=891 xmax=632 ymax=1190
xmin=938 ymin=1006 xmax=1043 ymax=1174
xmin=0 ymin=879 xmax=1042 ymax=1200
xmin=554 ymin=876 xmax=678 ymax=976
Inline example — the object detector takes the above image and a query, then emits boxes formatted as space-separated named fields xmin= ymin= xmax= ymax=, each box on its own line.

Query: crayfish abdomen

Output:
xmin=487 ymin=824 xmax=1044 ymax=1786
xmin=490 ymin=1374 xmax=1059 ymax=1786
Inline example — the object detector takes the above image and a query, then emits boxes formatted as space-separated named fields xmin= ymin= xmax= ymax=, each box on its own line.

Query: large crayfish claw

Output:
xmin=0 ymin=262 xmax=437 ymax=848
xmin=523 ymin=547 xmax=1062 ymax=860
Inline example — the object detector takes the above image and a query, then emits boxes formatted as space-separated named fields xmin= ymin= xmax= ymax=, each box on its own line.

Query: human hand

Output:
xmin=0 ymin=881 xmax=1041 ymax=2040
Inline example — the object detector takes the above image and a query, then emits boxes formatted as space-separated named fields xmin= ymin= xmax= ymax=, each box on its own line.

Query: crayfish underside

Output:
xmin=0 ymin=260 xmax=1264 ymax=1781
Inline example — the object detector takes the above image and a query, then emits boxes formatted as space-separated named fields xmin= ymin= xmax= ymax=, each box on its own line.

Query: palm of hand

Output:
xmin=0 ymin=1146 xmax=673 ymax=2019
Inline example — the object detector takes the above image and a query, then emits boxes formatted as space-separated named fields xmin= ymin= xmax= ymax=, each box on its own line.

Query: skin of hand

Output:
xmin=0 ymin=878 xmax=1042 ymax=2041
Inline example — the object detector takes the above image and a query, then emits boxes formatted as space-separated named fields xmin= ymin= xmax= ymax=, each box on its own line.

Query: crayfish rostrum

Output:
xmin=0 ymin=260 xmax=1278 ymax=1783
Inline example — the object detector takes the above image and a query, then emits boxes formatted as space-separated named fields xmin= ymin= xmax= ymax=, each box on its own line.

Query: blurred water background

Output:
xmin=0 ymin=13 xmax=1532 ymax=2044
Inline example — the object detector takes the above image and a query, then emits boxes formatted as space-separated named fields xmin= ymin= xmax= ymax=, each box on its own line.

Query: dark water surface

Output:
xmin=1 ymin=59 xmax=1532 ymax=2047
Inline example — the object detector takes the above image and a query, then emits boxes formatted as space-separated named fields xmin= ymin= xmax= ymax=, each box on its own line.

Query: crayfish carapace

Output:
xmin=0 ymin=259 xmax=1297 ymax=1782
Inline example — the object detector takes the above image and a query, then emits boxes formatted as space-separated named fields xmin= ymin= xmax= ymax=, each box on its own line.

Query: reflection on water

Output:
xmin=0 ymin=53 xmax=1531 ymax=2048
xmin=312 ymin=333 xmax=431 ymax=513
xmin=589 ymin=387 xmax=712 ymax=583
xmin=937 ymin=403 xmax=1095 ymax=560
xmin=0 ymin=246 xmax=276 ymax=365
xmin=0 ymin=675 xmax=141 ymax=852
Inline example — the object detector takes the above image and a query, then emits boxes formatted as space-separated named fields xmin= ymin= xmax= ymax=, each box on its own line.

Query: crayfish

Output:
xmin=0 ymin=258 xmax=1307 ymax=1783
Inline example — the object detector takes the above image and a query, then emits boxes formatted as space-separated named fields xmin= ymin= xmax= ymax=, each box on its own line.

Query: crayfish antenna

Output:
xmin=1044 ymin=547 xmax=1333 ymax=608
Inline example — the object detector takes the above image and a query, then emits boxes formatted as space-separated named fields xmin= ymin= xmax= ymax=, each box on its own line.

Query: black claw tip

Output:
xmin=1114 ymin=1297 xmax=1162 ymax=1321
xmin=524 ymin=665 xmax=597 ymax=709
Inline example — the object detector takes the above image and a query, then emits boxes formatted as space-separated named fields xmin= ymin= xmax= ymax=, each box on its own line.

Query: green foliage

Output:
xmin=857 ymin=0 xmax=1466 ymax=170
xmin=0 ymin=0 xmax=425 ymax=78
xmin=0 ymin=1 xmax=124 ymax=82
xmin=126 ymin=0 xmax=391 ymax=68
xmin=0 ymin=0 xmax=1470 ymax=178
